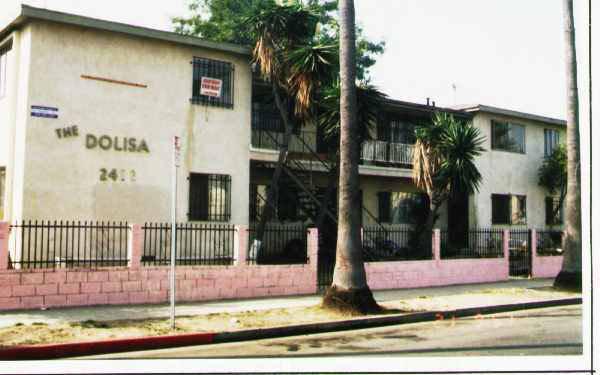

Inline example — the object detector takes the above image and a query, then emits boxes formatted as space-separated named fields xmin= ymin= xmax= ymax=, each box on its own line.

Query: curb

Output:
xmin=0 ymin=297 xmax=581 ymax=360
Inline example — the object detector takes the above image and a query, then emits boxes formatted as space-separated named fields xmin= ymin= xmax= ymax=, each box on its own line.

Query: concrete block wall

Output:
xmin=530 ymin=229 xmax=565 ymax=278
xmin=364 ymin=229 xmax=510 ymax=289
xmin=0 ymin=224 xmax=318 ymax=311
xmin=0 ymin=223 xmax=564 ymax=311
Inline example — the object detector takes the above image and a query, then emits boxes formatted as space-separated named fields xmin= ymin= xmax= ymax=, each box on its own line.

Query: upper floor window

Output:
xmin=191 ymin=57 xmax=234 ymax=109
xmin=377 ymin=120 xmax=416 ymax=144
xmin=0 ymin=41 xmax=11 ymax=98
xmin=491 ymin=194 xmax=526 ymax=225
xmin=544 ymin=129 xmax=561 ymax=157
xmin=491 ymin=120 xmax=525 ymax=153
xmin=188 ymin=173 xmax=231 ymax=221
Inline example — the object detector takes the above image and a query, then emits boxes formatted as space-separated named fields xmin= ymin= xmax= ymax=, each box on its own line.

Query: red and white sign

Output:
xmin=200 ymin=77 xmax=223 ymax=98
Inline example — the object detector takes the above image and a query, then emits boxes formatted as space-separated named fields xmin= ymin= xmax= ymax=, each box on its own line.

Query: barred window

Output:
xmin=191 ymin=57 xmax=234 ymax=108
xmin=188 ymin=173 xmax=231 ymax=222
xmin=492 ymin=194 xmax=526 ymax=225
xmin=492 ymin=121 xmax=526 ymax=153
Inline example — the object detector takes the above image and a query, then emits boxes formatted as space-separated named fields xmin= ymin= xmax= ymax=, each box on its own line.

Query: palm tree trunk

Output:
xmin=554 ymin=0 xmax=582 ymax=291
xmin=322 ymin=0 xmax=379 ymax=313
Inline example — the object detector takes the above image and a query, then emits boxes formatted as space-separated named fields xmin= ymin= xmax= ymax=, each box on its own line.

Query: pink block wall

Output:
xmin=0 ymin=225 xmax=318 ymax=311
xmin=531 ymin=229 xmax=564 ymax=278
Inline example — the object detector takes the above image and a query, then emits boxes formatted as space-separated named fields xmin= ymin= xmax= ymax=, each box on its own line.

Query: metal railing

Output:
xmin=9 ymin=220 xmax=129 ymax=269
xmin=440 ymin=228 xmax=504 ymax=259
xmin=251 ymin=129 xmax=318 ymax=154
xmin=247 ymin=223 xmax=308 ymax=265
xmin=251 ymin=128 xmax=414 ymax=166
xmin=361 ymin=140 xmax=414 ymax=166
xmin=536 ymin=230 xmax=563 ymax=256
xmin=142 ymin=223 xmax=235 ymax=266
xmin=362 ymin=225 xmax=432 ymax=261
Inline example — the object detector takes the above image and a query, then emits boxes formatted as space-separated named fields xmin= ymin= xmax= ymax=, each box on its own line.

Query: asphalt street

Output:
xmin=79 ymin=304 xmax=582 ymax=359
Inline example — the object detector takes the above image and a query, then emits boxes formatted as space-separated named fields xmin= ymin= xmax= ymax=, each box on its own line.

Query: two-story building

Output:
xmin=0 ymin=5 xmax=566 ymax=248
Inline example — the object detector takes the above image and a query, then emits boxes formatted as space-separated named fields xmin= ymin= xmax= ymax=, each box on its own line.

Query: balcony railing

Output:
xmin=251 ymin=129 xmax=414 ymax=166
xmin=361 ymin=140 xmax=414 ymax=166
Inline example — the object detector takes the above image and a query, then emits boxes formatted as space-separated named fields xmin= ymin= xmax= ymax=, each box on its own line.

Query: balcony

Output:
xmin=251 ymin=129 xmax=414 ymax=168
xmin=360 ymin=140 xmax=414 ymax=166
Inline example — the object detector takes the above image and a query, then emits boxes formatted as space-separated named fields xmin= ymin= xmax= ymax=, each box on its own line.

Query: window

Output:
xmin=0 ymin=167 xmax=5 ymax=220
xmin=491 ymin=194 xmax=526 ymax=225
xmin=544 ymin=129 xmax=561 ymax=157
xmin=378 ymin=192 xmax=429 ymax=224
xmin=191 ymin=57 xmax=234 ymax=108
xmin=377 ymin=120 xmax=416 ymax=144
xmin=491 ymin=121 xmax=525 ymax=153
xmin=0 ymin=41 xmax=11 ymax=98
xmin=545 ymin=197 xmax=563 ymax=225
xmin=188 ymin=173 xmax=231 ymax=221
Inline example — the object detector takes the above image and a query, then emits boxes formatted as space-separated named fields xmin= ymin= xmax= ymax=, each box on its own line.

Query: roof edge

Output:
xmin=454 ymin=104 xmax=566 ymax=126
xmin=11 ymin=5 xmax=251 ymax=56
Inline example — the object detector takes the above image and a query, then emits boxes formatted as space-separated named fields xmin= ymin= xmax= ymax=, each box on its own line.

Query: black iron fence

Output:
xmin=536 ymin=230 xmax=563 ymax=256
xmin=440 ymin=228 xmax=505 ymax=259
xmin=509 ymin=229 xmax=531 ymax=277
xmin=142 ymin=223 xmax=235 ymax=266
xmin=362 ymin=226 xmax=432 ymax=261
xmin=9 ymin=221 xmax=129 ymax=269
xmin=247 ymin=223 xmax=308 ymax=265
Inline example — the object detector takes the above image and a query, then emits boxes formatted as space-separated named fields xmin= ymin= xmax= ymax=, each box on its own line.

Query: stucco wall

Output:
xmin=18 ymin=20 xmax=251 ymax=223
xmin=470 ymin=112 xmax=565 ymax=229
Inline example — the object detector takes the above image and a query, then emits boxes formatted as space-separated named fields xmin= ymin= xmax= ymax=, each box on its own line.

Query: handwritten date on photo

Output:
xmin=100 ymin=168 xmax=136 ymax=182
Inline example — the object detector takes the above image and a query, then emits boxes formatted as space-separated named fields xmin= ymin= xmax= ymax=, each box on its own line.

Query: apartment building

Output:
xmin=0 ymin=5 xmax=566 ymax=238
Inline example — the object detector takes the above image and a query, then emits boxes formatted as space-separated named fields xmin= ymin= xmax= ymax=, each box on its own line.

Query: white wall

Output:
xmin=470 ymin=112 xmax=565 ymax=229
xmin=18 ymin=20 xmax=251 ymax=223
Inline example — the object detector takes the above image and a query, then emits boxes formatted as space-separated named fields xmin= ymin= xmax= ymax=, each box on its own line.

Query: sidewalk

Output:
xmin=0 ymin=278 xmax=574 ymax=328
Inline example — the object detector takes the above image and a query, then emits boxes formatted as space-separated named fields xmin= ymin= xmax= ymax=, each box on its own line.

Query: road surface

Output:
xmin=80 ymin=305 xmax=582 ymax=358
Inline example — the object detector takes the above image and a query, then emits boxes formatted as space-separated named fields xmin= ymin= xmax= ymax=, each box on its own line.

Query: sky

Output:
xmin=4 ymin=0 xmax=592 ymax=121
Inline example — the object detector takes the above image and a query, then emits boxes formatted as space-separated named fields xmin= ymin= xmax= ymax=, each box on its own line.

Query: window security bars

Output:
xmin=536 ymin=230 xmax=563 ymax=256
xmin=247 ymin=224 xmax=308 ymax=265
xmin=362 ymin=226 xmax=432 ymax=262
xmin=188 ymin=173 xmax=231 ymax=222
xmin=9 ymin=221 xmax=129 ymax=269
xmin=440 ymin=228 xmax=504 ymax=259
xmin=142 ymin=223 xmax=235 ymax=266
xmin=191 ymin=57 xmax=234 ymax=108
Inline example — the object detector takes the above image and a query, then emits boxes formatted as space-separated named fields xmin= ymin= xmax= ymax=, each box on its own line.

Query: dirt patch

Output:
xmin=0 ymin=304 xmax=416 ymax=347
xmin=0 ymin=287 xmax=579 ymax=348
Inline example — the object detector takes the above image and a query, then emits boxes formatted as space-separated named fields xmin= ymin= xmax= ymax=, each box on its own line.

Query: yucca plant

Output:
xmin=412 ymin=112 xmax=486 ymax=249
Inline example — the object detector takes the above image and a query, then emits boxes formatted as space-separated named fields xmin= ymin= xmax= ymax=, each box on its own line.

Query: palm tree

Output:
xmin=245 ymin=3 xmax=336 ymax=243
xmin=321 ymin=0 xmax=380 ymax=314
xmin=412 ymin=112 xmax=486 ymax=250
xmin=554 ymin=0 xmax=582 ymax=291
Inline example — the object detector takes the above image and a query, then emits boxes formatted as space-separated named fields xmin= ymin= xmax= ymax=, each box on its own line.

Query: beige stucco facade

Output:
xmin=1 ymin=11 xmax=252 ymax=224
xmin=468 ymin=111 xmax=565 ymax=229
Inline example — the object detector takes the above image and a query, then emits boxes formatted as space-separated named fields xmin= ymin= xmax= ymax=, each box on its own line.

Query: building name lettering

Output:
xmin=56 ymin=126 xmax=79 ymax=139
xmin=86 ymin=134 xmax=150 ymax=153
